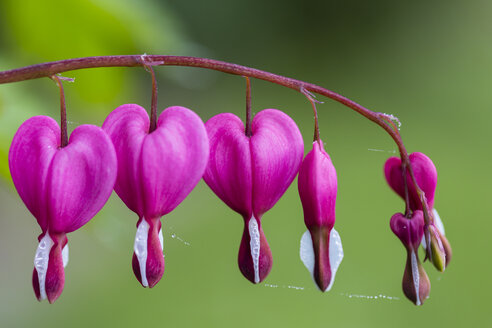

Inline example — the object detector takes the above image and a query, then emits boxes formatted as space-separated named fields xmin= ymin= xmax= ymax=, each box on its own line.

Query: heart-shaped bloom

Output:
xmin=204 ymin=109 xmax=304 ymax=283
xmin=384 ymin=152 xmax=451 ymax=271
xmin=390 ymin=211 xmax=430 ymax=306
xmin=9 ymin=116 xmax=117 ymax=303
xmin=102 ymin=104 xmax=209 ymax=288
xmin=298 ymin=141 xmax=343 ymax=292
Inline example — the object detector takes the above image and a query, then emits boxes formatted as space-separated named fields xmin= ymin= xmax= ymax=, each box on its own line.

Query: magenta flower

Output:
xmin=390 ymin=211 xmax=430 ymax=306
xmin=203 ymin=109 xmax=303 ymax=283
xmin=384 ymin=152 xmax=451 ymax=271
xmin=102 ymin=104 xmax=209 ymax=288
xmin=9 ymin=116 xmax=117 ymax=303
xmin=298 ymin=141 xmax=343 ymax=292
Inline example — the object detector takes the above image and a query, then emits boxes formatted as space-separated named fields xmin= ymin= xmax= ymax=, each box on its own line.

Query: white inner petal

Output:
xmin=62 ymin=244 xmax=69 ymax=268
xmin=410 ymin=250 xmax=421 ymax=306
xmin=300 ymin=230 xmax=315 ymax=276
xmin=248 ymin=217 xmax=260 ymax=284
xmin=422 ymin=208 xmax=446 ymax=250
xmin=327 ymin=228 xmax=344 ymax=292
xmin=134 ymin=219 xmax=150 ymax=287
xmin=158 ymin=228 xmax=164 ymax=251
xmin=34 ymin=233 xmax=54 ymax=301
xmin=299 ymin=228 xmax=344 ymax=292
xmin=432 ymin=208 xmax=445 ymax=235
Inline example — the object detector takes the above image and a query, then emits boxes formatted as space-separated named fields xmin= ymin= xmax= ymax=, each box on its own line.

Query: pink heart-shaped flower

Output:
xmin=102 ymin=104 xmax=209 ymax=287
xmin=390 ymin=211 xmax=430 ymax=306
xmin=9 ymin=115 xmax=117 ymax=303
xmin=384 ymin=152 xmax=437 ymax=210
xmin=204 ymin=109 xmax=304 ymax=283
xmin=298 ymin=141 xmax=343 ymax=292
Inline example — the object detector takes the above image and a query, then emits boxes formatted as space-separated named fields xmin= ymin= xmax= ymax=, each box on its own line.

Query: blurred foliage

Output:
xmin=1 ymin=0 xmax=491 ymax=327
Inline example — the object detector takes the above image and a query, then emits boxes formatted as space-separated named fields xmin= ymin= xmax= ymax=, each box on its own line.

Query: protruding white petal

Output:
xmin=134 ymin=219 xmax=150 ymax=287
xmin=34 ymin=234 xmax=54 ymax=300
xmin=300 ymin=230 xmax=315 ymax=275
xmin=327 ymin=228 xmax=344 ymax=291
xmin=248 ymin=217 xmax=260 ymax=284
xmin=158 ymin=228 xmax=164 ymax=251
xmin=299 ymin=228 xmax=344 ymax=292
xmin=432 ymin=208 xmax=445 ymax=235
xmin=410 ymin=250 xmax=421 ymax=306
xmin=422 ymin=208 xmax=446 ymax=250
xmin=62 ymin=244 xmax=69 ymax=268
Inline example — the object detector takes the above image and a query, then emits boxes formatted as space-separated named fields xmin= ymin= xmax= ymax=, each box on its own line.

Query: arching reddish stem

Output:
xmin=0 ymin=55 xmax=423 ymax=195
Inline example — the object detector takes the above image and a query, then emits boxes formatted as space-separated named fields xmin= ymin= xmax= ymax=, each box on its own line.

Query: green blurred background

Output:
xmin=0 ymin=0 xmax=489 ymax=327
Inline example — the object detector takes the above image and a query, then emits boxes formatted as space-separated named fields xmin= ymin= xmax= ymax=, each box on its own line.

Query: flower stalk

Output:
xmin=50 ymin=75 xmax=68 ymax=148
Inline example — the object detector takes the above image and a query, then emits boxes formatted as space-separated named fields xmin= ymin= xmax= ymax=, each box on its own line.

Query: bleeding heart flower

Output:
xmin=102 ymin=104 xmax=209 ymax=288
xmin=203 ymin=109 xmax=304 ymax=283
xmin=390 ymin=211 xmax=430 ymax=306
xmin=298 ymin=141 xmax=343 ymax=292
xmin=384 ymin=152 xmax=451 ymax=271
xmin=9 ymin=116 xmax=117 ymax=303
xmin=384 ymin=152 xmax=437 ymax=211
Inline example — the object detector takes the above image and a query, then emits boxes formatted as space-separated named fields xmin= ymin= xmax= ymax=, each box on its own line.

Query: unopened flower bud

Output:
xmin=423 ymin=211 xmax=452 ymax=272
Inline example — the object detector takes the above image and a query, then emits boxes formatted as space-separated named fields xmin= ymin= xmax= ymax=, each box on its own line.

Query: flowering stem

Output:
xmin=140 ymin=57 xmax=159 ymax=133
xmin=50 ymin=75 xmax=68 ymax=148
xmin=301 ymin=88 xmax=321 ymax=143
xmin=244 ymin=76 xmax=252 ymax=137
xmin=0 ymin=55 xmax=413 ymax=169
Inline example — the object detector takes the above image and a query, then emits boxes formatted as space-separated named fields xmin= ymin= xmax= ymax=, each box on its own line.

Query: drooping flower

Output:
xmin=384 ymin=152 xmax=451 ymax=271
xmin=102 ymin=104 xmax=209 ymax=288
xmin=298 ymin=141 xmax=343 ymax=292
xmin=9 ymin=116 xmax=117 ymax=303
xmin=390 ymin=211 xmax=430 ymax=306
xmin=203 ymin=109 xmax=304 ymax=283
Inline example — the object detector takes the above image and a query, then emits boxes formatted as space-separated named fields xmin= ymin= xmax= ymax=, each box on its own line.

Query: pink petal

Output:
xmin=250 ymin=109 xmax=304 ymax=217
xmin=47 ymin=125 xmax=117 ymax=233
xmin=9 ymin=117 xmax=117 ymax=233
xmin=384 ymin=152 xmax=437 ymax=210
xmin=103 ymin=104 xmax=209 ymax=219
xmin=101 ymin=104 xmax=149 ymax=216
xmin=9 ymin=116 xmax=60 ymax=232
xmin=141 ymin=106 xmax=210 ymax=218
xmin=204 ymin=109 xmax=304 ymax=219
xmin=203 ymin=113 xmax=252 ymax=218
xmin=298 ymin=141 xmax=337 ymax=228
xmin=390 ymin=211 xmax=425 ymax=250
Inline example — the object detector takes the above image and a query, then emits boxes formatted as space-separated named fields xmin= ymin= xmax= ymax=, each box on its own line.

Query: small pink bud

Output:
xmin=390 ymin=211 xmax=430 ymax=306
xmin=103 ymin=104 xmax=209 ymax=287
xmin=204 ymin=109 xmax=304 ymax=283
xmin=9 ymin=116 xmax=117 ymax=303
xmin=298 ymin=141 xmax=343 ymax=292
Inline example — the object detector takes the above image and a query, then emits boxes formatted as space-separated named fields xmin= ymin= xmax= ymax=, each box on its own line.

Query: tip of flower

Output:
xmin=299 ymin=228 xmax=343 ymax=292
xmin=32 ymin=233 xmax=66 ymax=303
xmin=402 ymin=250 xmax=430 ymax=306
xmin=132 ymin=253 xmax=164 ymax=288
xmin=132 ymin=219 xmax=165 ymax=288
xmin=238 ymin=217 xmax=272 ymax=284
